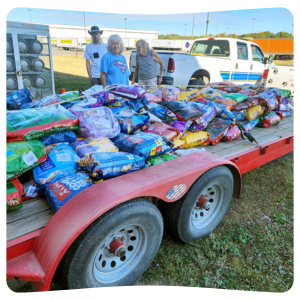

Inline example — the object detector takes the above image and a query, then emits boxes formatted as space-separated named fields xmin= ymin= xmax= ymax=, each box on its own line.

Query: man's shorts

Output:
xmin=91 ymin=78 xmax=101 ymax=86
xmin=138 ymin=77 xmax=157 ymax=91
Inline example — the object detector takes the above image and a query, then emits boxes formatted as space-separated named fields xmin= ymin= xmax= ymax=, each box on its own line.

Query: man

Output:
xmin=131 ymin=39 xmax=164 ymax=90
xmin=84 ymin=26 xmax=107 ymax=86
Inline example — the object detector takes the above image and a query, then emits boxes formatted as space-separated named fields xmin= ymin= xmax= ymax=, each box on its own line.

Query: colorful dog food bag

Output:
xmin=233 ymin=96 xmax=264 ymax=111
xmin=125 ymin=96 xmax=148 ymax=112
xmin=232 ymin=110 xmax=247 ymax=121
xmin=111 ymin=106 xmax=150 ymax=134
xmin=161 ymin=86 xmax=180 ymax=101
xmin=180 ymin=131 xmax=210 ymax=148
xmin=171 ymin=120 xmax=193 ymax=134
xmin=205 ymin=118 xmax=234 ymax=145
xmin=144 ymin=93 xmax=162 ymax=103
xmin=7 ymin=104 xmax=79 ymax=142
xmin=45 ymin=172 xmax=93 ymax=212
xmin=221 ymin=125 xmax=241 ymax=142
xmin=40 ymin=131 xmax=77 ymax=146
xmin=92 ymin=152 xmax=145 ymax=179
xmin=141 ymin=102 xmax=177 ymax=124
xmin=178 ymin=89 xmax=199 ymax=102
xmin=246 ymin=105 xmax=264 ymax=121
xmin=7 ymin=88 xmax=32 ymax=110
xmin=112 ymin=132 xmax=173 ymax=159
xmin=109 ymin=84 xmax=146 ymax=99
xmin=69 ymin=106 xmax=120 ymax=139
xmin=7 ymin=140 xmax=47 ymax=180
xmin=57 ymin=91 xmax=80 ymax=101
xmin=143 ymin=122 xmax=181 ymax=141
xmin=225 ymin=93 xmax=248 ymax=103
xmin=258 ymin=112 xmax=281 ymax=128
xmin=275 ymin=111 xmax=292 ymax=120
xmin=71 ymin=138 xmax=118 ymax=157
xmin=146 ymin=153 xmax=177 ymax=166
xmin=240 ymin=116 xmax=263 ymax=131
xmin=6 ymin=179 xmax=24 ymax=212
xmin=35 ymin=95 xmax=62 ymax=108
xmin=193 ymin=101 xmax=219 ymax=130
xmin=33 ymin=143 xmax=80 ymax=185
xmin=257 ymin=91 xmax=281 ymax=112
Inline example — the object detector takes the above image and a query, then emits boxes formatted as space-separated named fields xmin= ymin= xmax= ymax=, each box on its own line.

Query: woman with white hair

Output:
xmin=131 ymin=39 xmax=164 ymax=90
xmin=100 ymin=34 xmax=130 ymax=87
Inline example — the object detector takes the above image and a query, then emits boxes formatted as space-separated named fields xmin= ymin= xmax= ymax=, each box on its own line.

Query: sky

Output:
xmin=6 ymin=7 xmax=294 ymax=37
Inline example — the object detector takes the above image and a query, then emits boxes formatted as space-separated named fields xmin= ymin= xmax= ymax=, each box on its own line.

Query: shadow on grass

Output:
xmin=54 ymin=71 xmax=91 ymax=94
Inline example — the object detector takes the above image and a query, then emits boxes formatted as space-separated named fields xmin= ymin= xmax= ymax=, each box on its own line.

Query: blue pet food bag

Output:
xmin=33 ymin=144 xmax=80 ymax=185
xmin=7 ymin=88 xmax=32 ymax=110
xmin=40 ymin=131 xmax=77 ymax=146
xmin=112 ymin=132 xmax=173 ymax=159
xmin=45 ymin=172 xmax=92 ymax=212
xmin=92 ymin=152 xmax=145 ymax=179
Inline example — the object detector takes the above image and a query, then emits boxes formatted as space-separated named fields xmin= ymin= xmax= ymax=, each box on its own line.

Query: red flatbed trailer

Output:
xmin=6 ymin=116 xmax=293 ymax=291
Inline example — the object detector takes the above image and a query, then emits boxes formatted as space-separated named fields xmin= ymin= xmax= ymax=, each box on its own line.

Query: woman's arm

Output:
xmin=151 ymin=50 xmax=164 ymax=85
xmin=100 ymin=72 xmax=107 ymax=88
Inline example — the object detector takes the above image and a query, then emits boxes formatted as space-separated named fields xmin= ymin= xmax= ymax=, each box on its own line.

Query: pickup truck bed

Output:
xmin=6 ymin=117 xmax=294 ymax=242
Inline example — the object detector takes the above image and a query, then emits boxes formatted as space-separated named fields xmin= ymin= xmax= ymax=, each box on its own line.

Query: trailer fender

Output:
xmin=31 ymin=152 xmax=241 ymax=291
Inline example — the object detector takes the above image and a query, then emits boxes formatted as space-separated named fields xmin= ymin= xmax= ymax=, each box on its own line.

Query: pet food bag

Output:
xmin=173 ymin=148 xmax=205 ymax=157
xmin=7 ymin=104 xmax=79 ymax=142
xmin=258 ymin=112 xmax=281 ymax=128
xmin=143 ymin=122 xmax=181 ymax=141
xmin=205 ymin=118 xmax=234 ymax=145
xmin=91 ymin=152 xmax=145 ymax=179
xmin=40 ymin=131 xmax=77 ymax=146
xmin=275 ymin=111 xmax=292 ymax=120
xmin=7 ymin=140 xmax=47 ymax=180
xmin=57 ymin=91 xmax=80 ymax=101
xmin=257 ymin=91 xmax=281 ymax=112
xmin=7 ymin=88 xmax=32 ymax=110
xmin=217 ymin=108 xmax=236 ymax=122
xmin=269 ymin=88 xmax=291 ymax=99
xmin=233 ymin=96 xmax=263 ymax=111
xmin=146 ymin=153 xmax=177 ymax=166
xmin=33 ymin=143 xmax=80 ymax=185
xmin=45 ymin=172 xmax=93 ymax=213
xmin=144 ymin=93 xmax=162 ymax=103
xmin=71 ymin=138 xmax=118 ymax=157
xmin=180 ymin=131 xmax=210 ymax=148
xmin=109 ymin=84 xmax=146 ymax=99
xmin=193 ymin=101 xmax=219 ymax=130
xmin=232 ymin=110 xmax=247 ymax=121
xmin=98 ymin=91 xmax=122 ymax=104
xmin=225 ymin=93 xmax=248 ymax=103
xmin=125 ymin=96 xmax=148 ymax=112
xmin=240 ymin=117 xmax=263 ymax=131
xmin=35 ymin=95 xmax=62 ymax=108
xmin=160 ymin=101 xmax=205 ymax=121
xmin=113 ymin=132 xmax=173 ymax=159
xmin=69 ymin=106 xmax=120 ymax=139
xmin=239 ymin=89 xmax=257 ymax=97
xmin=161 ymin=86 xmax=180 ymax=101
xmin=111 ymin=106 xmax=150 ymax=134
xmin=7 ymin=179 xmax=24 ymax=213
xmin=141 ymin=103 xmax=177 ymax=124
xmin=214 ymin=98 xmax=237 ymax=110
xmin=71 ymin=97 xmax=103 ymax=109
xmin=149 ymin=86 xmax=163 ymax=98
xmin=172 ymin=136 xmax=185 ymax=149
xmin=171 ymin=120 xmax=193 ymax=134
xmin=178 ymin=89 xmax=199 ymax=102
xmin=221 ymin=125 xmax=241 ymax=142
xmin=246 ymin=105 xmax=264 ymax=121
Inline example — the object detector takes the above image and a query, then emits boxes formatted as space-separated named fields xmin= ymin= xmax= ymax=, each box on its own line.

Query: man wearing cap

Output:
xmin=84 ymin=26 xmax=108 ymax=86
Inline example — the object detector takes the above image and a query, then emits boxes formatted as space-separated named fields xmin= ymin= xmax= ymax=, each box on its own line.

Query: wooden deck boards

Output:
xmin=6 ymin=117 xmax=293 ymax=242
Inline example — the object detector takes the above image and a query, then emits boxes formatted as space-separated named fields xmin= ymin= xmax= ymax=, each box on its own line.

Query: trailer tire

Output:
xmin=162 ymin=166 xmax=233 ymax=243
xmin=187 ymin=79 xmax=206 ymax=89
xmin=60 ymin=198 xmax=163 ymax=289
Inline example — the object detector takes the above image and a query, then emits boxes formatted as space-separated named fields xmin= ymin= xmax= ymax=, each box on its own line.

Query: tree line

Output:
xmin=158 ymin=31 xmax=293 ymax=40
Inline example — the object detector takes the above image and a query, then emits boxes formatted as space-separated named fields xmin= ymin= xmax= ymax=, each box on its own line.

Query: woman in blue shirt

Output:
xmin=100 ymin=35 xmax=130 ymax=87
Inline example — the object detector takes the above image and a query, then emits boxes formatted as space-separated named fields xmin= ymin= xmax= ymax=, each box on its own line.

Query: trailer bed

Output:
xmin=6 ymin=117 xmax=294 ymax=242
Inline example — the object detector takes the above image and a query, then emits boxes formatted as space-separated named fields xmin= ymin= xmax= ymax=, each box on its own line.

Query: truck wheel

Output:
xmin=187 ymin=79 xmax=206 ymax=89
xmin=162 ymin=166 xmax=233 ymax=243
xmin=60 ymin=198 xmax=163 ymax=288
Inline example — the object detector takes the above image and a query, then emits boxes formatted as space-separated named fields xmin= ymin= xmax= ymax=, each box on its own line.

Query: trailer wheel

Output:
xmin=162 ymin=166 xmax=233 ymax=243
xmin=60 ymin=198 xmax=163 ymax=288
xmin=187 ymin=79 xmax=206 ymax=89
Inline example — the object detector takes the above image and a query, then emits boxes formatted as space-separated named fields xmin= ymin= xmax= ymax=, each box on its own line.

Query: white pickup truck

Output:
xmin=129 ymin=37 xmax=274 ymax=87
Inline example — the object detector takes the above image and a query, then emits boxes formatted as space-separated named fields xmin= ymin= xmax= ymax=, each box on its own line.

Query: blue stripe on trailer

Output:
xmin=220 ymin=71 xmax=230 ymax=81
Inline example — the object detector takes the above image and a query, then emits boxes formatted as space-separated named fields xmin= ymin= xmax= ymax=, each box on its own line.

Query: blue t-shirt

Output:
xmin=100 ymin=52 xmax=130 ymax=86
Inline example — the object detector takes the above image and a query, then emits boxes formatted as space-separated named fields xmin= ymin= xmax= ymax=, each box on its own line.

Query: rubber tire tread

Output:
xmin=162 ymin=166 xmax=233 ymax=243
xmin=187 ymin=79 xmax=206 ymax=88
xmin=59 ymin=198 xmax=163 ymax=289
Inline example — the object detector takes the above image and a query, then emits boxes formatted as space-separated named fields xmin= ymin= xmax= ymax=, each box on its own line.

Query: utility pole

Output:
xmin=124 ymin=18 xmax=127 ymax=38
xmin=184 ymin=23 xmax=187 ymax=37
xmin=252 ymin=18 xmax=256 ymax=33
xmin=84 ymin=12 xmax=86 ymax=41
xmin=205 ymin=12 xmax=209 ymax=37
xmin=27 ymin=9 xmax=32 ymax=23
xmin=192 ymin=13 xmax=195 ymax=37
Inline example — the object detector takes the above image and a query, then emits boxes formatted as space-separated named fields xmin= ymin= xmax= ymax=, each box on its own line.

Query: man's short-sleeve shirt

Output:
xmin=84 ymin=43 xmax=107 ymax=78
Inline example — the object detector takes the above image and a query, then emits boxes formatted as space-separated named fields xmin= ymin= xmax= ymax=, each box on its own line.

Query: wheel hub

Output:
xmin=196 ymin=196 xmax=210 ymax=210
xmin=109 ymin=238 xmax=126 ymax=257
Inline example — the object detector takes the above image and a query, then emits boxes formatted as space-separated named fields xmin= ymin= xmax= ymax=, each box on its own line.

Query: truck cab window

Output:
xmin=237 ymin=42 xmax=248 ymax=60
xmin=190 ymin=40 xmax=230 ymax=57
xmin=251 ymin=45 xmax=264 ymax=62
